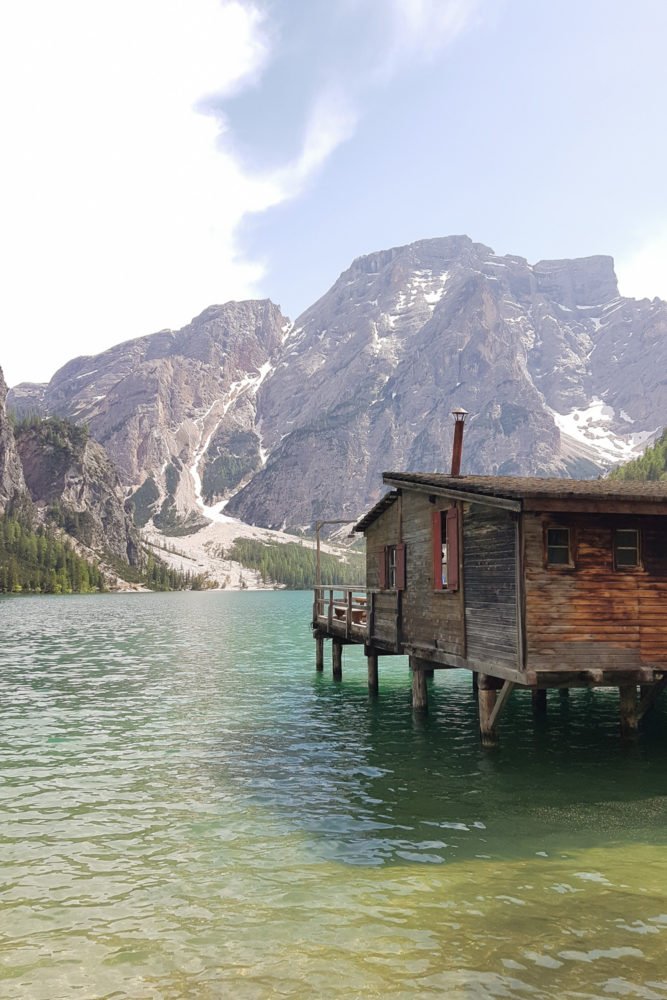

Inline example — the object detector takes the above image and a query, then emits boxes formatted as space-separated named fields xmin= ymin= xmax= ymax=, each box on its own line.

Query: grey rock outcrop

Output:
xmin=15 ymin=420 xmax=139 ymax=565
xmin=10 ymin=300 xmax=288 ymax=527
xmin=0 ymin=366 xmax=26 ymax=511
xmin=227 ymin=238 xmax=666 ymax=525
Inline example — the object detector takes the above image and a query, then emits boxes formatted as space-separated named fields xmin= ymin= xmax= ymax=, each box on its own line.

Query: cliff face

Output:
xmin=8 ymin=236 xmax=667 ymax=532
xmin=227 ymin=238 xmax=666 ymax=526
xmin=0 ymin=366 xmax=26 ymax=512
xmin=10 ymin=300 xmax=288 ymax=527
xmin=15 ymin=420 xmax=140 ymax=565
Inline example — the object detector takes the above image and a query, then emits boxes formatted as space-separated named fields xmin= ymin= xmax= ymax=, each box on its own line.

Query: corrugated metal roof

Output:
xmin=382 ymin=472 xmax=667 ymax=502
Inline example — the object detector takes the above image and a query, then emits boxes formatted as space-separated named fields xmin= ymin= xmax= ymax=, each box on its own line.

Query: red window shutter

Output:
xmin=378 ymin=547 xmax=388 ymax=589
xmin=432 ymin=510 xmax=443 ymax=590
xmin=446 ymin=506 xmax=459 ymax=591
xmin=395 ymin=543 xmax=406 ymax=590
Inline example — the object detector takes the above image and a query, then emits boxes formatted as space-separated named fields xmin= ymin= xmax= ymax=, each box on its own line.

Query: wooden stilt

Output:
xmin=532 ymin=688 xmax=547 ymax=715
xmin=488 ymin=681 xmax=516 ymax=733
xmin=478 ymin=674 xmax=505 ymax=747
xmin=410 ymin=656 xmax=428 ymax=711
xmin=472 ymin=671 xmax=478 ymax=693
xmin=559 ymin=687 xmax=570 ymax=700
xmin=367 ymin=651 xmax=379 ymax=695
xmin=619 ymin=684 xmax=638 ymax=742
xmin=332 ymin=640 xmax=342 ymax=682
xmin=478 ymin=687 xmax=497 ymax=747
xmin=412 ymin=669 xmax=428 ymax=711
xmin=424 ymin=668 xmax=435 ymax=679
xmin=315 ymin=635 xmax=324 ymax=672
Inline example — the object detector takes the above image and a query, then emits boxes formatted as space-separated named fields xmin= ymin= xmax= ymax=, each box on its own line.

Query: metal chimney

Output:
xmin=450 ymin=407 xmax=468 ymax=476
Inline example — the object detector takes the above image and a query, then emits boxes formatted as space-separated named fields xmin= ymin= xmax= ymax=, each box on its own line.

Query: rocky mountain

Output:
xmin=0 ymin=366 xmax=27 ymax=511
xmin=15 ymin=418 xmax=139 ymax=565
xmin=9 ymin=236 xmax=667 ymax=531
xmin=11 ymin=299 xmax=288 ymax=531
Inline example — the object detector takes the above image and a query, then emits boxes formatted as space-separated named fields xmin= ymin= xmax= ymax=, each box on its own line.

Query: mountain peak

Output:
xmin=6 ymin=238 xmax=664 ymax=534
xmin=533 ymin=254 xmax=618 ymax=308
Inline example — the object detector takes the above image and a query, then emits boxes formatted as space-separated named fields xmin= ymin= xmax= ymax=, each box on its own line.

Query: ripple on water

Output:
xmin=2 ymin=591 xmax=667 ymax=999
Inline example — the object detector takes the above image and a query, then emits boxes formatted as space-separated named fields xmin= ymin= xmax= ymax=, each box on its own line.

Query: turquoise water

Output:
xmin=2 ymin=590 xmax=667 ymax=998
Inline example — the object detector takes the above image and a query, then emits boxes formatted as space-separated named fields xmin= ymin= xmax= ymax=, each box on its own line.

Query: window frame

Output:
xmin=432 ymin=505 xmax=459 ymax=592
xmin=387 ymin=544 xmax=397 ymax=589
xmin=545 ymin=525 xmax=574 ymax=570
xmin=613 ymin=527 xmax=641 ymax=571
xmin=378 ymin=543 xmax=405 ymax=591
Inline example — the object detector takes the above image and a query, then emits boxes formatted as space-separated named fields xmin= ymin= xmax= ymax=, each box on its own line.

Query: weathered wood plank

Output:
xmin=464 ymin=504 xmax=519 ymax=667
xmin=524 ymin=512 xmax=667 ymax=671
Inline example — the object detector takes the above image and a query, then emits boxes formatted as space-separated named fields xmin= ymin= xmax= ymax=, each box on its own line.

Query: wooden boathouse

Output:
xmin=313 ymin=470 xmax=667 ymax=744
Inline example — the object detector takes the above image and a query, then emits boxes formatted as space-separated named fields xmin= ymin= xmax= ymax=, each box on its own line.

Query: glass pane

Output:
xmin=548 ymin=529 xmax=569 ymax=548
xmin=547 ymin=546 xmax=570 ymax=565
xmin=614 ymin=529 xmax=639 ymax=568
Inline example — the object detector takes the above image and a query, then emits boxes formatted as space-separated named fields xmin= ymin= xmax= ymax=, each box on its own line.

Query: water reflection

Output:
xmin=2 ymin=591 xmax=667 ymax=999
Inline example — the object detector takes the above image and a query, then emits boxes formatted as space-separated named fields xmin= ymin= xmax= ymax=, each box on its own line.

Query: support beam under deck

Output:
xmin=367 ymin=651 xmax=379 ymax=695
xmin=332 ymin=640 xmax=343 ymax=682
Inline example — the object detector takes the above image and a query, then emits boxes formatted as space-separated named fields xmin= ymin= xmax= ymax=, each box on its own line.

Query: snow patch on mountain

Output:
xmin=370 ymin=324 xmax=402 ymax=363
xmin=551 ymin=399 xmax=658 ymax=466
xmin=188 ymin=360 xmax=278 ymax=525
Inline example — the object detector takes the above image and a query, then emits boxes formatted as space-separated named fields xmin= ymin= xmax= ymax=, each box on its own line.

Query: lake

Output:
xmin=2 ymin=590 xmax=667 ymax=998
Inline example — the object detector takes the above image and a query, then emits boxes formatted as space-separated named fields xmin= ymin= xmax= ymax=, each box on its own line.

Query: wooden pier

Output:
xmin=313 ymin=474 xmax=667 ymax=746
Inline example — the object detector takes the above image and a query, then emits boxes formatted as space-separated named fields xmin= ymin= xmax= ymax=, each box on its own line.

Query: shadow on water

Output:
xmin=5 ymin=590 xmax=667 ymax=873
xmin=208 ymin=630 xmax=667 ymax=868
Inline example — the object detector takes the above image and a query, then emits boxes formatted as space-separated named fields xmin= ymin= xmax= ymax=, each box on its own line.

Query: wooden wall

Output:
xmin=462 ymin=504 xmax=519 ymax=670
xmin=524 ymin=512 xmax=667 ymax=670
xmin=400 ymin=491 xmax=465 ymax=659
xmin=365 ymin=502 xmax=399 ymax=590
xmin=365 ymin=503 xmax=401 ymax=648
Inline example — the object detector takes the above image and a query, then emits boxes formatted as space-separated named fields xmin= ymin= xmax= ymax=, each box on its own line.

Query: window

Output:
xmin=378 ymin=544 xmax=405 ymax=590
xmin=388 ymin=545 xmax=397 ymax=589
xmin=546 ymin=527 xmax=571 ymax=566
xmin=432 ymin=506 xmax=459 ymax=591
xmin=614 ymin=528 xmax=640 ymax=569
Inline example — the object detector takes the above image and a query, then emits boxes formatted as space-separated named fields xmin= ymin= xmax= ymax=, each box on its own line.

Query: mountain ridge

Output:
xmin=8 ymin=235 xmax=666 ymax=531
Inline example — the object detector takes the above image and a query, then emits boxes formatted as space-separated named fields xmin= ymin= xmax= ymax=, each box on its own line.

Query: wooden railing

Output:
xmin=312 ymin=587 xmax=400 ymax=648
xmin=313 ymin=586 xmax=368 ymax=640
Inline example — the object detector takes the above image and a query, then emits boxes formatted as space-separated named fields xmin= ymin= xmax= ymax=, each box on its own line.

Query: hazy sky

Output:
xmin=2 ymin=0 xmax=667 ymax=386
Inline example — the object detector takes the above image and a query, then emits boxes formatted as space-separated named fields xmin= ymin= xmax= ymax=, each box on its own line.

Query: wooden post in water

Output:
xmin=367 ymin=650 xmax=379 ymax=695
xmin=472 ymin=671 xmax=478 ymax=693
xmin=560 ymin=687 xmax=570 ymax=700
xmin=619 ymin=684 xmax=638 ymax=742
xmin=332 ymin=640 xmax=343 ymax=682
xmin=478 ymin=673 xmax=502 ymax=747
xmin=315 ymin=635 xmax=324 ymax=672
xmin=410 ymin=656 xmax=428 ymax=711
xmin=532 ymin=688 xmax=547 ymax=715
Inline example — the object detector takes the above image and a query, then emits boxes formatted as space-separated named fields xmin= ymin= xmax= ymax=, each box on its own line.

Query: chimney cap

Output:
xmin=451 ymin=406 xmax=468 ymax=422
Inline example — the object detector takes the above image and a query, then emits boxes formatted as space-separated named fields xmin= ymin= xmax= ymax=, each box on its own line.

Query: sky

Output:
xmin=2 ymin=0 xmax=667 ymax=387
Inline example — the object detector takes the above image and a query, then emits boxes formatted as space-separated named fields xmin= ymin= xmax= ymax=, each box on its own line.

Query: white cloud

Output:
xmin=372 ymin=0 xmax=483 ymax=80
xmin=273 ymin=88 xmax=360 ymax=198
xmin=0 ymin=0 xmax=484 ymax=387
xmin=0 ymin=1 xmax=276 ymax=385
xmin=616 ymin=232 xmax=667 ymax=302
